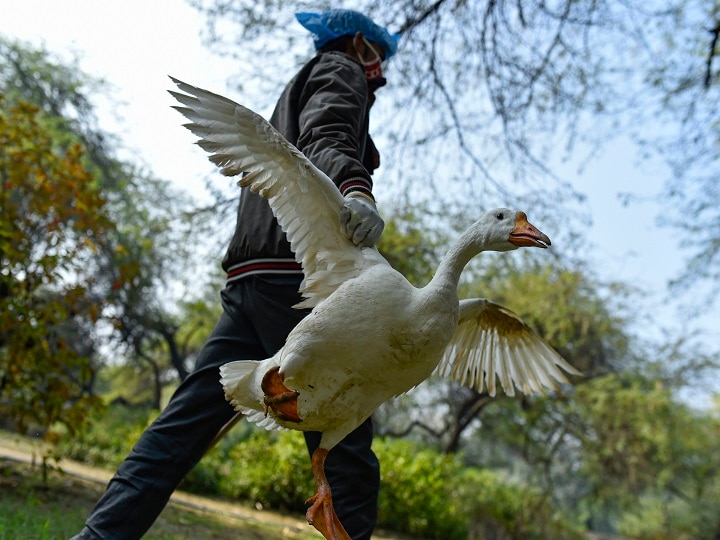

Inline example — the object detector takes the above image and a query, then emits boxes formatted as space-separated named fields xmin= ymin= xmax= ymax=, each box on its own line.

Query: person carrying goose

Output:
xmin=71 ymin=9 xmax=399 ymax=540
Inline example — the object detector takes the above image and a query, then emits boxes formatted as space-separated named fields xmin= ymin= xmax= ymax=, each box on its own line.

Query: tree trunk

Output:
xmin=158 ymin=326 xmax=189 ymax=381
xmin=445 ymin=393 xmax=492 ymax=454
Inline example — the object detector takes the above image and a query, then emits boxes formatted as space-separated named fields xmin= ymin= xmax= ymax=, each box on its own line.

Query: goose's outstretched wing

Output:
xmin=435 ymin=298 xmax=581 ymax=396
xmin=169 ymin=77 xmax=364 ymax=308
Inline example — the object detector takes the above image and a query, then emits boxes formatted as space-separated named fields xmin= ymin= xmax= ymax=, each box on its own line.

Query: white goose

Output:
xmin=169 ymin=77 xmax=580 ymax=540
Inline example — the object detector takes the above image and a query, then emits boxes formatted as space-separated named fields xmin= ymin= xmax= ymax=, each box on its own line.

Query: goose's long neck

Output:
xmin=430 ymin=228 xmax=484 ymax=292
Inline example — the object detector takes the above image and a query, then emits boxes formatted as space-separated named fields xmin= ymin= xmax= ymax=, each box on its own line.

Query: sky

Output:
xmin=2 ymin=1 xmax=717 ymax=395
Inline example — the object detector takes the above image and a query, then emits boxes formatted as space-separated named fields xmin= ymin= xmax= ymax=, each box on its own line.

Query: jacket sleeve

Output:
xmin=296 ymin=53 xmax=375 ymax=199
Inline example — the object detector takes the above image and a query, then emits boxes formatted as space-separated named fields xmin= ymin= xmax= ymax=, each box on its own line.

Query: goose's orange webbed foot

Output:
xmin=305 ymin=489 xmax=350 ymax=540
xmin=261 ymin=365 xmax=301 ymax=422
xmin=306 ymin=448 xmax=351 ymax=540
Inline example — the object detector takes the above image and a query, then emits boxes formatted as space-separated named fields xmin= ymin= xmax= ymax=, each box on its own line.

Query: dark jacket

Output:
xmin=222 ymin=51 xmax=380 ymax=282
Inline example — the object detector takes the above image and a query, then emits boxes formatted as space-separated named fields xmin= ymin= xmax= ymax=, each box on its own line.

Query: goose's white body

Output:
xmin=224 ymin=260 xmax=459 ymax=448
xmin=169 ymin=76 xmax=580 ymax=539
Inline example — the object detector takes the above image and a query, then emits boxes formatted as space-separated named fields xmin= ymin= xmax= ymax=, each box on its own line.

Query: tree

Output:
xmin=101 ymin=270 xmax=224 ymax=407
xmin=0 ymin=98 xmax=115 ymax=434
xmin=561 ymin=374 xmax=720 ymax=537
xmin=189 ymin=0 xmax=720 ymax=304
xmin=0 ymin=37 xmax=216 ymax=420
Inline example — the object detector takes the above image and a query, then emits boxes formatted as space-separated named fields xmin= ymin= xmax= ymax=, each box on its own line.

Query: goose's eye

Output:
xmin=495 ymin=212 xmax=505 ymax=220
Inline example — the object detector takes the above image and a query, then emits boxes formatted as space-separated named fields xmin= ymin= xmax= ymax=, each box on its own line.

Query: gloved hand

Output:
xmin=339 ymin=192 xmax=385 ymax=247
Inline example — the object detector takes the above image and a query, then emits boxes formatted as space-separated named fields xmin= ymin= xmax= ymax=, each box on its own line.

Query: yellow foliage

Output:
xmin=0 ymin=98 xmax=108 ymax=434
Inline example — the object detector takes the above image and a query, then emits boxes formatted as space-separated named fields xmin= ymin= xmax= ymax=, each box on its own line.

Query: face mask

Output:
xmin=356 ymin=37 xmax=386 ymax=87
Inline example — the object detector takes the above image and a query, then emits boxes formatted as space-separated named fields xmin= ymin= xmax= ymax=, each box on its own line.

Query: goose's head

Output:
xmin=474 ymin=208 xmax=551 ymax=252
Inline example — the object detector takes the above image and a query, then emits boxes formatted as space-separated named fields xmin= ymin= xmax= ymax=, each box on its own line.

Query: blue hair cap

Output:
xmin=296 ymin=9 xmax=399 ymax=59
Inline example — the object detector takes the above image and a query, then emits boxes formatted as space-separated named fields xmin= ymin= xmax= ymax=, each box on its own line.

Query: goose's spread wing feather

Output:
xmin=435 ymin=298 xmax=581 ymax=396
xmin=169 ymin=77 xmax=363 ymax=308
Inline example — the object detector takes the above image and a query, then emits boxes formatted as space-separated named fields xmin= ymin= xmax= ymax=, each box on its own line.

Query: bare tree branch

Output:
xmin=445 ymin=392 xmax=493 ymax=453
xmin=704 ymin=20 xmax=720 ymax=88
xmin=398 ymin=0 xmax=448 ymax=35
xmin=380 ymin=419 xmax=448 ymax=439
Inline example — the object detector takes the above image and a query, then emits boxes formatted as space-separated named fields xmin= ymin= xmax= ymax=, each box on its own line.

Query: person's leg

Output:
xmin=74 ymin=283 xmax=266 ymax=540
xmin=75 ymin=276 xmax=380 ymax=539
xmin=247 ymin=276 xmax=381 ymax=540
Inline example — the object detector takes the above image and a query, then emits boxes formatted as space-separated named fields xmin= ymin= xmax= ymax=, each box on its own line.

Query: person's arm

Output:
xmin=297 ymin=53 xmax=374 ymax=198
xmin=297 ymin=54 xmax=384 ymax=247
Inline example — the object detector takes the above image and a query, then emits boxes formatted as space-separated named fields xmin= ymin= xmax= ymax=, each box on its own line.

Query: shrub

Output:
xmin=59 ymin=404 xmax=579 ymax=539
xmin=59 ymin=404 xmax=153 ymax=467
xmin=218 ymin=430 xmax=313 ymax=512
xmin=459 ymin=468 xmax=581 ymax=540
xmin=374 ymin=438 xmax=469 ymax=539
xmin=374 ymin=438 xmax=580 ymax=540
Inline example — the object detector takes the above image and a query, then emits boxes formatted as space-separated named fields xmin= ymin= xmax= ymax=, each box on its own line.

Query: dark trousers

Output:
xmin=74 ymin=275 xmax=380 ymax=539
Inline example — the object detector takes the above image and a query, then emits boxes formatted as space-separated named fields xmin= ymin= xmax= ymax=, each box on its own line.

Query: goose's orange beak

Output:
xmin=509 ymin=212 xmax=551 ymax=248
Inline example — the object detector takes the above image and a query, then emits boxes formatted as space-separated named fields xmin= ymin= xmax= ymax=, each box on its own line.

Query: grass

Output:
xmin=0 ymin=458 xmax=319 ymax=540
xmin=0 ymin=428 xmax=407 ymax=540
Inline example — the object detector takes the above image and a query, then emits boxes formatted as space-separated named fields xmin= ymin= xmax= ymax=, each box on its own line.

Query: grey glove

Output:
xmin=339 ymin=193 xmax=385 ymax=247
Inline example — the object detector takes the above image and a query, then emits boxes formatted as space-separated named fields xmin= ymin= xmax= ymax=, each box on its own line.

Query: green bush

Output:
xmin=459 ymin=468 xmax=581 ymax=540
xmin=374 ymin=438 xmax=580 ymax=540
xmin=59 ymin=404 xmax=153 ymax=467
xmin=618 ymin=492 xmax=719 ymax=540
xmin=217 ymin=430 xmax=314 ymax=513
xmin=374 ymin=438 xmax=468 ymax=539
xmin=180 ymin=450 xmax=226 ymax=495
xmin=59 ymin=404 xmax=580 ymax=539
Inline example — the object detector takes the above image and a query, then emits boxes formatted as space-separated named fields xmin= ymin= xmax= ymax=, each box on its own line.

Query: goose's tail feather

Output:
xmin=219 ymin=360 xmax=284 ymax=431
